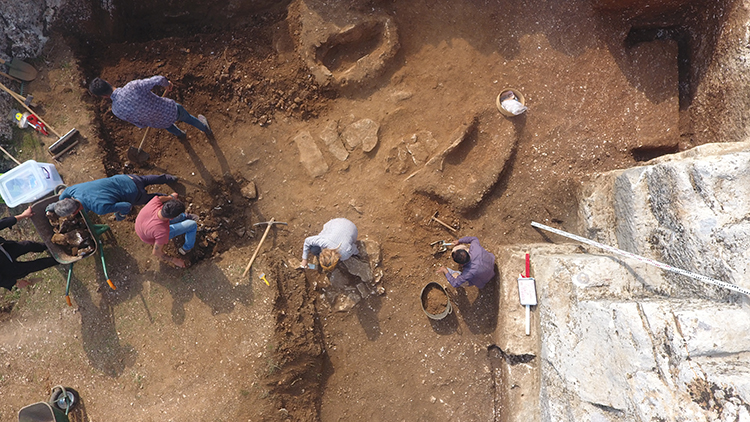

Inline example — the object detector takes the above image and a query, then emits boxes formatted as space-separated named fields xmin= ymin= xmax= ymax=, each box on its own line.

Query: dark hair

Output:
xmin=54 ymin=198 xmax=81 ymax=217
xmin=452 ymin=249 xmax=470 ymax=265
xmin=161 ymin=200 xmax=185 ymax=219
xmin=89 ymin=78 xmax=113 ymax=96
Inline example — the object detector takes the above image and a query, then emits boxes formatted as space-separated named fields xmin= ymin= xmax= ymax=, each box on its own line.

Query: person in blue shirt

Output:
xmin=46 ymin=174 xmax=177 ymax=221
xmin=437 ymin=236 xmax=496 ymax=289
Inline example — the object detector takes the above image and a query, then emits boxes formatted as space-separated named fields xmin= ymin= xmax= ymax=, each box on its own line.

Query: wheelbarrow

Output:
xmin=30 ymin=194 xmax=115 ymax=306
xmin=18 ymin=386 xmax=78 ymax=422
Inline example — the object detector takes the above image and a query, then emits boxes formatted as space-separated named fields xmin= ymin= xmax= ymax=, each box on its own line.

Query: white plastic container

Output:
xmin=0 ymin=160 xmax=63 ymax=208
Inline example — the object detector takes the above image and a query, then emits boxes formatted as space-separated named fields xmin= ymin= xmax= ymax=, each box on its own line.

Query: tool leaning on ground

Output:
xmin=429 ymin=211 xmax=457 ymax=233
xmin=0 ymin=81 xmax=78 ymax=156
xmin=127 ymin=89 xmax=169 ymax=164
xmin=241 ymin=218 xmax=288 ymax=278
xmin=0 ymin=57 xmax=37 ymax=81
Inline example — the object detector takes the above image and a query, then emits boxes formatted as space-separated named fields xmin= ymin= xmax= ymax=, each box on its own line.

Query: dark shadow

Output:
xmin=354 ymin=294 xmax=382 ymax=341
xmin=427 ymin=306 xmax=459 ymax=334
xmin=449 ymin=271 xmax=499 ymax=335
xmin=631 ymin=144 xmax=679 ymax=162
xmin=596 ymin=0 xmax=734 ymax=109
xmin=177 ymin=136 xmax=217 ymax=187
xmin=206 ymin=133 xmax=231 ymax=177
xmin=68 ymin=394 xmax=91 ymax=421
xmin=69 ymin=269 xmax=137 ymax=377
xmin=63 ymin=389 xmax=91 ymax=422
xmin=148 ymin=260 xmax=255 ymax=324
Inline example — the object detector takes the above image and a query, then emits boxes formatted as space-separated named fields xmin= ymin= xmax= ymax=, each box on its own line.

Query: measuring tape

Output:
xmin=531 ymin=221 xmax=750 ymax=297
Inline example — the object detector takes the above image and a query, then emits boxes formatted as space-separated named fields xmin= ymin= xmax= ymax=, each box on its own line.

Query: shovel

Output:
xmin=127 ymin=127 xmax=152 ymax=164
xmin=0 ymin=57 xmax=37 ymax=82
xmin=127 ymin=89 xmax=168 ymax=164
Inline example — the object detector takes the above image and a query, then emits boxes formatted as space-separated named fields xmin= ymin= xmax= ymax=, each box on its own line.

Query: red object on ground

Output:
xmin=26 ymin=114 xmax=49 ymax=135
xmin=525 ymin=253 xmax=530 ymax=278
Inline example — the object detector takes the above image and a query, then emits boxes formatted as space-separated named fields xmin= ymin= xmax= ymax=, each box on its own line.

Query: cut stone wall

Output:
xmin=498 ymin=140 xmax=750 ymax=422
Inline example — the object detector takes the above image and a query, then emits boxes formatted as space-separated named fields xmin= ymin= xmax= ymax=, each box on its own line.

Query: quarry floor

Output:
xmin=0 ymin=0 xmax=723 ymax=421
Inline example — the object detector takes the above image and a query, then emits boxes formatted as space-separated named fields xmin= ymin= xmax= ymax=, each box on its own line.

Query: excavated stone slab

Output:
xmin=294 ymin=130 xmax=328 ymax=177
xmin=342 ymin=118 xmax=379 ymax=152
xmin=319 ymin=119 xmax=348 ymax=161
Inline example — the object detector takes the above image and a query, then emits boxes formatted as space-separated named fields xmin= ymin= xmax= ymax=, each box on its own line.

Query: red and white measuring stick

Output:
xmin=531 ymin=221 xmax=750 ymax=297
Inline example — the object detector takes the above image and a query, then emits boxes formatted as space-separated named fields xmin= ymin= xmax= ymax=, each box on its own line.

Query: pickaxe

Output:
xmin=429 ymin=211 xmax=457 ymax=232
xmin=242 ymin=218 xmax=288 ymax=278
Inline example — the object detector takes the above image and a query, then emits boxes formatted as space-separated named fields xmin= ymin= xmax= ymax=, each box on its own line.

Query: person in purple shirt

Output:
xmin=437 ymin=236 xmax=496 ymax=289
xmin=89 ymin=76 xmax=212 ymax=139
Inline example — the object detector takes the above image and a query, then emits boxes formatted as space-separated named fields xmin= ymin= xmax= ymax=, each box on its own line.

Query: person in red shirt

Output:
xmin=135 ymin=193 xmax=197 ymax=268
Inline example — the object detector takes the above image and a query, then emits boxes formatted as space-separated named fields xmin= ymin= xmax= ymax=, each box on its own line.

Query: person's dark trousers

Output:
xmin=129 ymin=174 xmax=177 ymax=205
xmin=1 ymin=241 xmax=58 ymax=282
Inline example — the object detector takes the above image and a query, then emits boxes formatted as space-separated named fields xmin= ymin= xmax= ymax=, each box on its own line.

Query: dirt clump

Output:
xmin=422 ymin=283 xmax=449 ymax=315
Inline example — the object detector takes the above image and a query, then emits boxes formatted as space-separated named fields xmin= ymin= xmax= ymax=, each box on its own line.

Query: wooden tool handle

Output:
xmin=137 ymin=128 xmax=151 ymax=151
xmin=0 ymin=145 xmax=21 ymax=165
xmin=135 ymin=89 xmax=168 ymax=151
xmin=242 ymin=218 xmax=275 ymax=277
xmin=0 ymin=81 xmax=61 ymax=137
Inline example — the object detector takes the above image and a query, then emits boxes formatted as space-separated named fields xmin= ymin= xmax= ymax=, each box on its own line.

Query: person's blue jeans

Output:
xmin=166 ymin=104 xmax=208 ymax=137
xmin=113 ymin=174 xmax=178 ymax=221
xmin=169 ymin=214 xmax=197 ymax=251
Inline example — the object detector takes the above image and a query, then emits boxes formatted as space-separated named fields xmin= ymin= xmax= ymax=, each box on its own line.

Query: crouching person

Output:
xmin=135 ymin=194 xmax=197 ymax=268
xmin=436 ymin=236 xmax=495 ymax=290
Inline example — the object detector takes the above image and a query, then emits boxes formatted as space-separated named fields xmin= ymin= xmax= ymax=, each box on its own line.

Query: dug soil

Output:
xmin=423 ymin=284 xmax=449 ymax=316
xmin=0 ymin=0 xmax=733 ymax=420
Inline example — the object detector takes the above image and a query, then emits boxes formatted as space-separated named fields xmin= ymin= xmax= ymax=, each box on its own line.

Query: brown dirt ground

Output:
xmin=0 ymin=0 xmax=731 ymax=421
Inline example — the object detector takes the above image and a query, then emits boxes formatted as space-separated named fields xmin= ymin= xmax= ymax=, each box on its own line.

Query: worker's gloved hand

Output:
xmin=45 ymin=202 xmax=57 ymax=213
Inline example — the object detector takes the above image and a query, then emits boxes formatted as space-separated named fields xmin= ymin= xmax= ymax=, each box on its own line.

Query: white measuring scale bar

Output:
xmin=531 ymin=221 xmax=750 ymax=297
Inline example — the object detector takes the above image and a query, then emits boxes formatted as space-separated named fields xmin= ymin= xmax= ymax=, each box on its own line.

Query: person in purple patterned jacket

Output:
xmin=436 ymin=236 xmax=496 ymax=289
xmin=89 ymin=76 xmax=212 ymax=139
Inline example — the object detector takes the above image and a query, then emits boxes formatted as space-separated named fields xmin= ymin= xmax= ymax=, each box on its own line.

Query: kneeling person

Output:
xmin=135 ymin=194 xmax=197 ymax=268
xmin=437 ymin=236 xmax=495 ymax=289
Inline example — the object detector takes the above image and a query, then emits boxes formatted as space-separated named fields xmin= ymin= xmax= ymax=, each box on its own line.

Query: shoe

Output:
xmin=198 ymin=115 xmax=212 ymax=135
xmin=185 ymin=213 xmax=199 ymax=221
xmin=178 ymin=247 xmax=189 ymax=255
xmin=165 ymin=174 xmax=178 ymax=184
xmin=114 ymin=212 xmax=127 ymax=221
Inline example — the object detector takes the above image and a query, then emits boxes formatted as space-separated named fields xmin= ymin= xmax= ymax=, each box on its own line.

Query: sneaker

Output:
xmin=114 ymin=212 xmax=127 ymax=221
xmin=178 ymin=247 xmax=189 ymax=255
xmin=198 ymin=115 xmax=212 ymax=135
xmin=185 ymin=213 xmax=199 ymax=221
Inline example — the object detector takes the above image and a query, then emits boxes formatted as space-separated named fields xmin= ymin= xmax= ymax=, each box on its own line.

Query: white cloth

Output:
xmin=501 ymin=98 xmax=528 ymax=115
